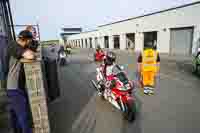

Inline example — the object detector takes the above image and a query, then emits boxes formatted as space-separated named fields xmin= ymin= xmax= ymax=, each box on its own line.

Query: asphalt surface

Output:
xmin=48 ymin=50 xmax=96 ymax=133
xmin=1 ymin=48 xmax=199 ymax=133
xmin=45 ymin=48 xmax=200 ymax=133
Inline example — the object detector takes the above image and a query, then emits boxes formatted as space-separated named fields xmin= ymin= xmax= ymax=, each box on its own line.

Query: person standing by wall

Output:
xmin=25 ymin=25 xmax=39 ymax=52
xmin=6 ymin=30 xmax=36 ymax=133
xmin=26 ymin=26 xmax=37 ymax=40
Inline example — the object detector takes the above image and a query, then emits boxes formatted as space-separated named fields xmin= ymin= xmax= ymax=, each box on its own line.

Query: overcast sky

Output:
xmin=10 ymin=0 xmax=198 ymax=41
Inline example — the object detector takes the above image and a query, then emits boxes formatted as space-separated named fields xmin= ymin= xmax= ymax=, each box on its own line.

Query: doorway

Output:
xmin=89 ymin=38 xmax=92 ymax=48
xmin=95 ymin=37 xmax=98 ymax=48
xmin=85 ymin=39 xmax=88 ymax=48
xmin=170 ymin=27 xmax=193 ymax=55
xmin=126 ymin=33 xmax=135 ymax=49
xmin=104 ymin=36 xmax=109 ymax=48
xmin=81 ymin=39 xmax=84 ymax=48
xmin=113 ymin=35 xmax=120 ymax=49
xmin=143 ymin=31 xmax=157 ymax=49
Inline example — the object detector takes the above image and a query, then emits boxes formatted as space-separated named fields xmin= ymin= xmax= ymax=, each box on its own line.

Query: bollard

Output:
xmin=22 ymin=59 xmax=51 ymax=133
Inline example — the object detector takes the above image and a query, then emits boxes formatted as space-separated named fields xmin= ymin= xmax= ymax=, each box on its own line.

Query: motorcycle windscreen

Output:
xmin=112 ymin=66 xmax=128 ymax=83
xmin=116 ymin=72 xmax=129 ymax=85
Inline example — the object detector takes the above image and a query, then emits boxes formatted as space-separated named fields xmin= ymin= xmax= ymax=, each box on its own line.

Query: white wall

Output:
xmin=135 ymin=33 xmax=144 ymax=52
xmin=99 ymin=4 xmax=200 ymax=33
xmin=99 ymin=37 xmax=104 ymax=48
xmin=67 ymin=3 xmax=200 ymax=54
xmin=157 ymin=29 xmax=170 ymax=53
xmin=120 ymin=34 xmax=126 ymax=50
xmin=92 ymin=38 xmax=96 ymax=48
xmin=109 ymin=36 xmax=114 ymax=49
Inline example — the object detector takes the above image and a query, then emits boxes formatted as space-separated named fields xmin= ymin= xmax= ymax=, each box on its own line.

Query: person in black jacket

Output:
xmin=7 ymin=30 xmax=35 ymax=133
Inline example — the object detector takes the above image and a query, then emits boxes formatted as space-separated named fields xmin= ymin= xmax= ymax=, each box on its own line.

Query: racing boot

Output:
xmin=148 ymin=87 xmax=155 ymax=95
xmin=97 ymin=81 xmax=105 ymax=96
xmin=143 ymin=87 xmax=149 ymax=95
xmin=97 ymin=84 xmax=103 ymax=96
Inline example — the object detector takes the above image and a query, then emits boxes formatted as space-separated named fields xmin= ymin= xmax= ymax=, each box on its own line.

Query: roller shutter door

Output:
xmin=170 ymin=27 xmax=193 ymax=55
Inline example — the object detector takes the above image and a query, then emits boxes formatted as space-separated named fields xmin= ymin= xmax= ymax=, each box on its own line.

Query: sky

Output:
xmin=10 ymin=0 xmax=198 ymax=41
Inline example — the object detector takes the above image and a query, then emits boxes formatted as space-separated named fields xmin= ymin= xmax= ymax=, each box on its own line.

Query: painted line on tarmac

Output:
xmin=88 ymin=57 xmax=93 ymax=62
xmin=71 ymin=93 xmax=96 ymax=132
xmin=80 ymin=108 xmax=96 ymax=133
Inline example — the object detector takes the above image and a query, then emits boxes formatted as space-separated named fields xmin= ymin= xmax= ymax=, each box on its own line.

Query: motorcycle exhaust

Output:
xmin=120 ymin=97 xmax=125 ymax=112
xmin=109 ymin=98 xmax=121 ymax=111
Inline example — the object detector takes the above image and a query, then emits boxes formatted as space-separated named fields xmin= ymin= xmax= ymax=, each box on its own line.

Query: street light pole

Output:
xmin=37 ymin=23 xmax=41 ymax=41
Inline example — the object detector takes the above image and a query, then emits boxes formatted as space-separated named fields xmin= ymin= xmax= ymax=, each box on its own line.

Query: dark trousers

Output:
xmin=7 ymin=89 xmax=32 ymax=133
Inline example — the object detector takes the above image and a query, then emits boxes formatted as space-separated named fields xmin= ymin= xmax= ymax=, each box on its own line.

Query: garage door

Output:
xmin=114 ymin=35 xmax=120 ymax=49
xmin=170 ymin=27 xmax=193 ymax=55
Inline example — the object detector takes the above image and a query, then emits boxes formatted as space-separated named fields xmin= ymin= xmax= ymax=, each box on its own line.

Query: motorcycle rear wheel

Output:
xmin=123 ymin=103 xmax=136 ymax=122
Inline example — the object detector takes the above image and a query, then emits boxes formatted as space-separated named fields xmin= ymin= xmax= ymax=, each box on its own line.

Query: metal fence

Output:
xmin=0 ymin=0 xmax=14 ymax=131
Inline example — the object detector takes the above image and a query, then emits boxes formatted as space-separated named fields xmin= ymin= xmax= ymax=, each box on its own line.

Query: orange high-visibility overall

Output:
xmin=141 ymin=49 xmax=159 ymax=88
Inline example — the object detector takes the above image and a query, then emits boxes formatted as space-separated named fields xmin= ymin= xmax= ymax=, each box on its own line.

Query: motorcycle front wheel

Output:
xmin=59 ymin=58 xmax=66 ymax=66
xmin=91 ymin=80 xmax=105 ymax=100
xmin=123 ymin=103 xmax=136 ymax=122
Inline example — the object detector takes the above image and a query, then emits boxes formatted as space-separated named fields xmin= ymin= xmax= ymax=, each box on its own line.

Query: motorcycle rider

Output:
xmin=57 ymin=45 xmax=66 ymax=65
xmin=96 ymin=45 xmax=105 ymax=54
xmin=66 ymin=45 xmax=72 ymax=54
xmin=96 ymin=45 xmax=101 ymax=51
xmin=58 ymin=45 xmax=65 ymax=56
xmin=94 ymin=45 xmax=105 ymax=61
xmin=97 ymin=51 xmax=117 ymax=94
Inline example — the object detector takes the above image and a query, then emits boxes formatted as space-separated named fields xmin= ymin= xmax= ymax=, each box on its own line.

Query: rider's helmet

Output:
xmin=96 ymin=45 xmax=101 ymax=51
xmin=105 ymin=51 xmax=116 ymax=65
xmin=60 ymin=45 xmax=64 ymax=52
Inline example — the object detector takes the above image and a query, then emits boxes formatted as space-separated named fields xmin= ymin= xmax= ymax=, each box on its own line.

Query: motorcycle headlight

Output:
xmin=118 ymin=87 xmax=126 ymax=91
xmin=118 ymin=86 xmax=130 ymax=91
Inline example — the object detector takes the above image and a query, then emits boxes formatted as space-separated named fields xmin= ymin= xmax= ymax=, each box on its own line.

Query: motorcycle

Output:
xmin=94 ymin=50 xmax=105 ymax=62
xmin=66 ymin=47 xmax=72 ymax=55
xmin=91 ymin=64 xmax=136 ymax=122
xmin=57 ymin=52 xmax=67 ymax=66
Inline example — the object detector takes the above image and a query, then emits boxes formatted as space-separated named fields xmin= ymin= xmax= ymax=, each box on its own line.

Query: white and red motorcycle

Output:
xmin=91 ymin=64 xmax=137 ymax=122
